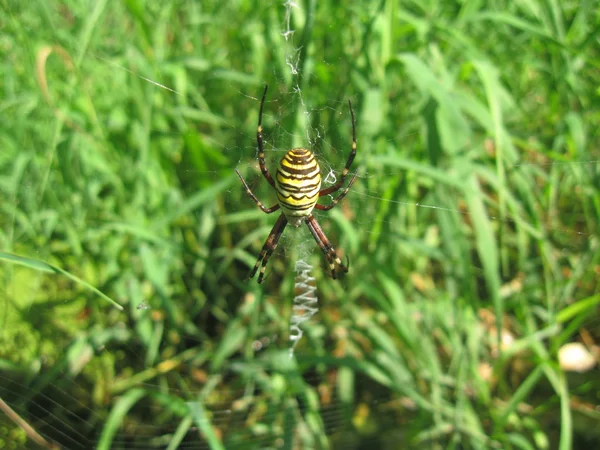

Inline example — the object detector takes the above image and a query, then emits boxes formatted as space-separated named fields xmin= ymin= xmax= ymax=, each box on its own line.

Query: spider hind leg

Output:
xmin=305 ymin=214 xmax=348 ymax=279
xmin=249 ymin=213 xmax=288 ymax=284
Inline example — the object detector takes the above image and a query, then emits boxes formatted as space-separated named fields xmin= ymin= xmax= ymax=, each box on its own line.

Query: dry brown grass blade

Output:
xmin=35 ymin=45 xmax=81 ymax=132
xmin=0 ymin=395 xmax=61 ymax=449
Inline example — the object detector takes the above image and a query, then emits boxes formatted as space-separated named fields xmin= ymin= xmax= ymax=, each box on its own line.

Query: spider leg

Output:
xmin=314 ymin=169 xmax=359 ymax=211
xmin=319 ymin=99 xmax=357 ymax=197
xmin=257 ymin=85 xmax=276 ymax=188
xmin=249 ymin=213 xmax=288 ymax=284
xmin=235 ymin=169 xmax=280 ymax=214
xmin=305 ymin=214 xmax=348 ymax=279
xmin=308 ymin=226 xmax=335 ymax=279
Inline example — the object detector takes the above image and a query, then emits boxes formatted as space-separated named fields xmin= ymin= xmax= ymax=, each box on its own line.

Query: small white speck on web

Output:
xmin=324 ymin=169 xmax=337 ymax=185
xmin=293 ymin=84 xmax=305 ymax=108
xmin=286 ymin=56 xmax=299 ymax=75
xmin=282 ymin=30 xmax=295 ymax=40
xmin=285 ymin=48 xmax=302 ymax=76
xmin=281 ymin=0 xmax=298 ymax=41
xmin=306 ymin=122 xmax=320 ymax=146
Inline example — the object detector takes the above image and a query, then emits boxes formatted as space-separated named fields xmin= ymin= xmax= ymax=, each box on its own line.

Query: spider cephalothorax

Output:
xmin=235 ymin=85 xmax=358 ymax=283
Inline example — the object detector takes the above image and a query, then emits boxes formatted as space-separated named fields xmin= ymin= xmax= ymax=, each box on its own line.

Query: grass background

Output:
xmin=1 ymin=0 xmax=599 ymax=449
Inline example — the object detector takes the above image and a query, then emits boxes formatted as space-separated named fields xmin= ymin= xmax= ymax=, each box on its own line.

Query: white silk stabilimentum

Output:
xmin=289 ymin=259 xmax=318 ymax=358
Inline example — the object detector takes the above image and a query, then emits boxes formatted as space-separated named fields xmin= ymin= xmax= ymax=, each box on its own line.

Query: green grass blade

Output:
xmin=0 ymin=251 xmax=122 ymax=310
xmin=97 ymin=388 xmax=146 ymax=450
xmin=187 ymin=401 xmax=225 ymax=450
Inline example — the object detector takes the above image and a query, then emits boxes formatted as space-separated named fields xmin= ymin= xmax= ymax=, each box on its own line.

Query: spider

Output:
xmin=235 ymin=85 xmax=358 ymax=284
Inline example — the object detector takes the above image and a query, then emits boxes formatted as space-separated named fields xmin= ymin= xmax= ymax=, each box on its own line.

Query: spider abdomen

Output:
xmin=275 ymin=148 xmax=322 ymax=225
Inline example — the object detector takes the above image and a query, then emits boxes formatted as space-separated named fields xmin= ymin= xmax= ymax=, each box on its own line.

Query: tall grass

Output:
xmin=1 ymin=1 xmax=599 ymax=449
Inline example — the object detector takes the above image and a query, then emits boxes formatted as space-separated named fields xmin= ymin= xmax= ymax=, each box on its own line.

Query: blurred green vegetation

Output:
xmin=1 ymin=0 xmax=599 ymax=449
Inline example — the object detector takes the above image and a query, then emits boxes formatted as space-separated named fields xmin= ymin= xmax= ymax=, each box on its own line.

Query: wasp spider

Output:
xmin=235 ymin=85 xmax=358 ymax=283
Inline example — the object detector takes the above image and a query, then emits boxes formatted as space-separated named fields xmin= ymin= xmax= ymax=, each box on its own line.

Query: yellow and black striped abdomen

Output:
xmin=275 ymin=148 xmax=321 ymax=222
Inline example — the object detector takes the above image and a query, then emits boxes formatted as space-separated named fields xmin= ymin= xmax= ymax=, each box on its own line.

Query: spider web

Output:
xmin=1 ymin=1 xmax=599 ymax=449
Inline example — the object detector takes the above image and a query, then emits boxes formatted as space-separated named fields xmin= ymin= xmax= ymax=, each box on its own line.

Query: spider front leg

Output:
xmin=235 ymin=169 xmax=280 ymax=214
xmin=305 ymin=214 xmax=348 ymax=279
xmin=249 ymin=213 xmax=288 ymax=283
xmin=319 ymin=99 xmax=357 ymax=197
xmin=257 ymin=85 xmax=276 ymax=188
